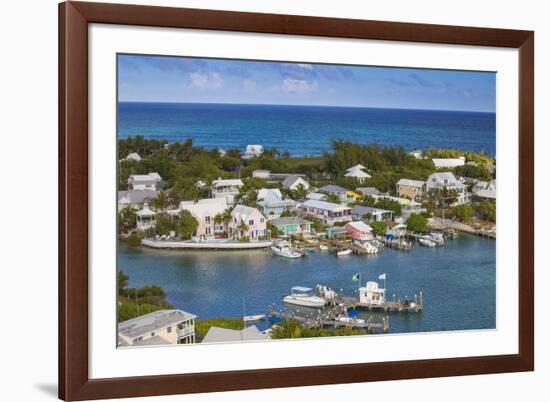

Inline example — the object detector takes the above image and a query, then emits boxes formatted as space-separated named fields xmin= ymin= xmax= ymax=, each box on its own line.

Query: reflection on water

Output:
xmin=118 ymin=234 xmax=496 ymax=334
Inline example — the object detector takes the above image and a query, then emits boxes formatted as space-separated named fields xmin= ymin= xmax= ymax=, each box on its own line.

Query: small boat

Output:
xmin=271 ymin=241 xmax=303 ymax=258
xmin=336 ymin=248 xmax=352 ymax=256
xmin=335 ymin=315 xmax=366 ymax=325
xmin=283 ymin=286 xmax=327 ymax=308
xmin=429 ymin=232 xmax=445 ymax=245
xmin=319 ymin=244 xmax=329 ymax=251
xmin=243 ymin=314 xmax=266 ymax=322
xmin=419 ymin=238 xmax=436 ymax=247
xmin=353 ymin=240 xmax=379 ymax=254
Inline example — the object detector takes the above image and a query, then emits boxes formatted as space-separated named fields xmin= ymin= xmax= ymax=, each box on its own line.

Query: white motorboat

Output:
xmin=429 ymin=232 xmax=445 ymax=245
xmin=243 ymin=314 xmax=266 ymax=322
xmin=283 ymin=286 xmax=327 ymax=308
xmin=271 ymin=241 xmax=303 ymax=258
xmin=353 ymin=240 xmax=379 ymax=254
xmin=419 ymin=238 xmax=436 ymax=247
xmin=319 ymin=244 xmax=329 ymax=251
xmin=336 ymin=248 xmax=352 ymax=256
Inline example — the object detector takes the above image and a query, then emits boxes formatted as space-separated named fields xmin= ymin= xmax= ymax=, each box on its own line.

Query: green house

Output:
xmin=269 ymin=217 xmax=312 ymax=236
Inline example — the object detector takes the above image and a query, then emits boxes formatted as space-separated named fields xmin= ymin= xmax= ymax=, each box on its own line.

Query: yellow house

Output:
xmin=118 ymin=309 xmax=196 ymax=347
xmin=347 ymin=191 xmax=363 ymax=202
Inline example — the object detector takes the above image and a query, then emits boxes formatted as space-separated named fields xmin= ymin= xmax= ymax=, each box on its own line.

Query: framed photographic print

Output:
xmin=59 ymin=1 xmax=534 ymax=400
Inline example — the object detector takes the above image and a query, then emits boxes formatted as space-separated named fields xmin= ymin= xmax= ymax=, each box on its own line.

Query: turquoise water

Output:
xmin=118 ymin=102 xmax=496 ymax=157
xmin=119 ymin=235 xmax=496 ymax=334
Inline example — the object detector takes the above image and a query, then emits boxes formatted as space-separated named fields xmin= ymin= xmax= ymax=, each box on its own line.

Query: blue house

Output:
xmin=256 ymin=188 xmax=297 ymax=218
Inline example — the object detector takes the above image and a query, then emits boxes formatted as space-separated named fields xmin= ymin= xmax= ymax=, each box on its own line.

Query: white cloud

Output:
xmin=281 ymin=78 xmax=318 ymax=95
xmin=243 ymin=79 xmax=257 ymax=92
xmin=188 ymin=72 xmax=223 ymax=90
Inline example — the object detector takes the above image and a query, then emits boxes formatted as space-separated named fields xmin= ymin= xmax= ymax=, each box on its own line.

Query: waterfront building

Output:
xmin=351 ymin=205 xmax=393 ymax=222
xmin=344 ymin=165 xmax=371 ymax=183
xmin=269 ymin=216 xmax=312 ymax=236
xmin=117 ymin=189 xmax=158 ymax=212
xmin=345 ymin=221 xmax=374 ymax=240
xmin=306 ymin=192 xmax=327 ymax=201
xmin=201 ymin=325 xmax=268 ymax=343
xmin=244 ymin=144 xmax=264 ymax=159
xmin=301 ymin=199 xmax=352 ymax=225
xmin=282 ymin=175 xmax=310 ymax=191
xmin=122 ymin=152 xmax=142 ymax=162
xmin=385 ymin=221 xmax=407 ymax=239
xmin=178 ymin=198 xmax=228 ymax=239
xmin=325 ymin=226 xmax=349 ymax=240
xmin=229 ymin=205 xmax=267 ymax=240
xmin=432 ymin=157 xmax=465 ymax=169
xmin=426 ymin=172 xmax=469 ymax=205
xmin=135 ymin=203 xmax=157 ymax=230
xmin=256 ymin=188 xmax=297 ymax=218
xmin=128 ymin=172 xmax=163 ymax=191
xmin=118 ymin=309 xmax=197 ymax=347
xmin=212 ymin=178 xmax=244 ymax=205
xmin=359 ymin=281 xmax=386 ymax=306
xmin=356 ymin=187 xmax=381 ymax=197
xmin=396 ymin=178 xmax=426 ymax=201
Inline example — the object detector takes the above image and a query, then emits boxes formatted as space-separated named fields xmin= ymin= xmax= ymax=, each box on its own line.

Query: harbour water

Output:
xmin=119 ymin=234 xmax=496 ymax=334
xmin=118 ymin=102 xmax=496 ymax=157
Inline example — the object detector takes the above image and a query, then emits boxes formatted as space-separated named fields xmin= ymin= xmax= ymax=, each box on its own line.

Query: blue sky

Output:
xmin=118 ymin=54 xmax=496 ymax=112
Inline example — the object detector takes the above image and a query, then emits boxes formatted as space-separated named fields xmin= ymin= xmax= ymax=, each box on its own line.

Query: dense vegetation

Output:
xmin=117 ymin=271 xmax=174 ymax=322
xmin=270 ymin=319 xmax=367 ymax=339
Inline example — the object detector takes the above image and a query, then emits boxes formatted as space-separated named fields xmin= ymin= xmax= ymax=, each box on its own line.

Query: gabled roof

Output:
xmin=319 ymin=185 xmax=348 ymax=194
xmin=118 ymin=190 xmax=159 ymax=203
xmin=270 ymin=216 xmax=312 ymax=226
xmin=302 ymin=199 xmax=351 ymax=212
xmin=136 ymin=203 xmax=157 ymax=217
xmin=346 ymin=164 xmax=366 ymax=171
xmin=397 ymin=178 xmax=425 ymax=188
xmin=118 ymin=309 xmax=196 ymax=339
xmin=128 ymin=172 xmax=162 ymax=184
xmin=428 ymin=172 xmax=465 ymax=188
xmin=257 ymin=188 xmax=282 ymax=201
xmin=212 ymin=178 xmax=244 ymax=188
xmin=351 ymin=205 xmax=392 ymax=216
xmin=231 ymin=204 xmax=264 ymax=221
xmin=345 ymin=168 xmax=371 ymax=179
xmin=179 ymin=198 xmax=228 ymax=219
xmin=282 ymin=175 xmax=307 ymax=188
xmin=202 ymin=325 xmax=268 ymax=343
xmin=346 ymin=221 xmax=373 ymax=232
xmin=356 ymin=187 xmax=381 ymax=196
xmin=306 ymin=192 xmax=327 ymax=201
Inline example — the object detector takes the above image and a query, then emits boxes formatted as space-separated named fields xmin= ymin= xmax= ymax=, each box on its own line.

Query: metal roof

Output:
xmin=118 ymin=309 xmax=196 ymax=339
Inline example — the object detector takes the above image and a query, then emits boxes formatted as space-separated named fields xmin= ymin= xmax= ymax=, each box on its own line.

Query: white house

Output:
xmin=128 ymin=172 xmax=163 ymax=191
xmin=135 ymin=203 xmax=157 ymax=230
xmin=432 ymin=157 xmax=465 ymax=169
xmin=359 ymin=281 xmax=386 ymax=306
xmin=396 ymin=179 xmax=425 ymax=200
xmin=306 ymin=192 xmax=328 ymax=201
xmin=212 ymin=178 xmax=244 ymax=205
xmin=244 ymin=144 xmax=264 ymax=159
xmin=282 ymin=175 xmax=310 ymax=191
xmin=473 ymin=179 xmax=496 ymax=200
xmin=300 ymin=199 xmax=352 ymax=225
xmin=229 ymin=205 xmax=267 ymax=240
xmin=118 ymin=189 xmax=158 ymax=212
xmin=178 ymin=198 xmax=228 ymax=239
xmin=319 ymin=185 xmax=351 ymax=203
xmin=118 ymin=309 xmax=197 ymax=347
xmin=426 ymin=172 xmax=469 ymax=205
xmin=351 ymin=205 xmax=393 ymax=222
xmin=344 ymin=165 xmax=371 ymax=183
xmin=409 ymin=149 xmax=423 ymax=159
xmin=123 ymin=152 xmax=142 ymax=162
xmin=252 ymin=169 xmax=271 ymax=179
xmin=256 ymin=188 xmax=296 ymax=218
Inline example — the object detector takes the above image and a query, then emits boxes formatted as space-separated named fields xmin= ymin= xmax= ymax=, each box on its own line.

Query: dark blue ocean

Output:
xmin=118 ymin=102 xmax=496 ymax=156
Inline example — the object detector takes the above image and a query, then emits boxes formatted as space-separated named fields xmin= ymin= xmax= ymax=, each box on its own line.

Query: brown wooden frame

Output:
xmin=59 ymin=1 xmax=534 ymax=400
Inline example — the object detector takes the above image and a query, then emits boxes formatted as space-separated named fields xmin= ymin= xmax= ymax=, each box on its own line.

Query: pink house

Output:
xmin=345 ymin=221 xmax=373 ymax=241
xmin=229 ymin=205 xmax=267 ymax=240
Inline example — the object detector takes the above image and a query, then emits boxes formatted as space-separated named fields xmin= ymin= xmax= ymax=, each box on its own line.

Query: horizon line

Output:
xmin=117 ymin=100 xmax=495 ymax=114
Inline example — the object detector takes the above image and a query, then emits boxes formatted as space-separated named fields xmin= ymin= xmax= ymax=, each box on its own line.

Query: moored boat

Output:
xmin=336 ymin=248 xmax=352 ymax=256
xmin=271 ymin=241 xmax=303 ymax=258
xmin=283 ymin=286 xmax=327 ymax=308
xmin=419 ymin=238 xmax=436 ymax=247
xmin=319 ymin=244 xmax=329 ymax=251
xmin=243 ymin=314 xmax=266 ymax=322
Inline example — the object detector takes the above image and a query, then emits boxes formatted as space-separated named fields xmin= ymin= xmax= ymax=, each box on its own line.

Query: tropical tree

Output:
xmin=452 ymin=204 xmax=474 ymax=222
xmin=118 ymin=206 xmax=137 ymax=233
xmin=406 ymin=213 xmax=429 ymax=233
xmin=370 ymin=221 xmax=387 ymax=237
xmin=175 ymin=210 xmax=198 ymax=240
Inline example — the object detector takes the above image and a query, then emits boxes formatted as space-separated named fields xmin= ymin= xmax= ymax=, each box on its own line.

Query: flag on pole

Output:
xmin=352 ymin=273 xmax=360 ymax=281
xmin=378 ymin=273 xmax=386 ymax=280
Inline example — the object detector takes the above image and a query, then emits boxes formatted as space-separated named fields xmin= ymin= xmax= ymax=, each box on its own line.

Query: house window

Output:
xmin=249 ymin=219 xmax=254 ymax=226
xmin=260 ymin=218 xmax=264 ymax=223
xmin=167 ymin=326 xmax=172 ymax=333
xmin=151 ymin=332 xmax=155 ymax=337
xmin=134 ymin=337 xmax=143 ymax=343
xmin=205 ymin=216 xmax=211 ymax=224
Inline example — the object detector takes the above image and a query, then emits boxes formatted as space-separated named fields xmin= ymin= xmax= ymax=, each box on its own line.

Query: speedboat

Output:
xmin=419 ymin=238 xmax=436 ymax=247
xmin=271 ymin=241 xmax=303 ymax=258
xmin=243 ymin=314 xmax=266 ymax=322
xmin=429 ymin=232 xmax=445 ymax=245
xmin=337 ymin=248 xmax=352 ymax=256
xmin=283 ymin=286 xmax=326 ymax=308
